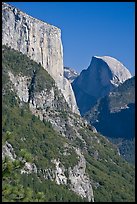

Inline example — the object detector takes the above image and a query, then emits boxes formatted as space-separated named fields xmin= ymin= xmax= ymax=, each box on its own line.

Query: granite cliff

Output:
xmin=72 ymin=56 xmax=132 ymax=115
xmin=2 ymin=2 xmax=79 ymax=114
xmin=2 ymin=43 xmax=135 ymax=202
xmin=2 ymin=3 xmax=135 ymax=202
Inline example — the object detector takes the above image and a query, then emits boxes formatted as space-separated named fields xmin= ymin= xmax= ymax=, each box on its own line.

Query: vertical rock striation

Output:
xmin=2 ymin=2 xmax=79 ymax=114
xmin=68 ymin=148 xmax=94 ymax=202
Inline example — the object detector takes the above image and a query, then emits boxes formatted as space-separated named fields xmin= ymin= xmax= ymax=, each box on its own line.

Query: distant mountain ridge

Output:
xmin=84 ymin=76 xmax=135 ymax=163
xmin=2 ymin=45 xmax=135 ymax=202
xmin=64 ymin=67 xmax=79 ymax=83
xmin=2 ymin=2 xmax=135 ymax=202
xmin=72 ymin=56 xmax=132 ymax=115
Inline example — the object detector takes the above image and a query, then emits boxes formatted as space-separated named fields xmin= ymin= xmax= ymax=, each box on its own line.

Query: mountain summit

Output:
xmin=94 ymin=56 xmax=132 ymax=85
xmin=72 ymin=55 xmax=132 ymax=115
xmin=2 ymin=3 xmax=135 ymax=202
xmin=2 ymin=45 xmax=135 ymax=202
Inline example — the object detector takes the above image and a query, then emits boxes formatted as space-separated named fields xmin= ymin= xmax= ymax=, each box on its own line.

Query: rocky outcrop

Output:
xmin=85 ymin=76 xmax=135 ymax=163
xmin=68 ymin=148 xmax=94 ymax=202
xmin=64 ymin=67 xmax=79 ymax=83
xmin=2 ymin=140 xmax=38 ymax=174
xmin=94 ymin=56 xmax=132 ymax=86
xmin=2 ymin=43 xmax=135 ymax=202
xmin=21 ymin=162 xmax=37 ymax=174
xmin=8 ymin=69 xmax=81 ymax=137
xmin=2 ymin=2 xmax=63 ymax=88
xmin=42 ymin=148 xmax=94 ymax=202
xmin=2 ymin=139 xmax=94 ymax=201
xmin=2 ymin=141 xmax=17 ymax=161
xmin=51 ymin=159 xmax=68 ymax=185
xmin=8 ymin=71 xmax=30 ymax=102
xmin=7 ymin=68 xmax=94 ymax=200
xmin=72 ymin=56 xmax=132 ymax=115
xmin=2 ymin=2 xmax=79 ymax=114
xmin=62 ymin=78 xmax=79 ymax=114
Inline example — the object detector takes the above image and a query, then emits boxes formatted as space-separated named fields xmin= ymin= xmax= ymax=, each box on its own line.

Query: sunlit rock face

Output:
xmin=64 ymin=67 xmax=79 ymax=83
xmin=2 ymin=2 xmax=79 ymax=114
xmin=72 ymin=56 xmax=132 ymax=115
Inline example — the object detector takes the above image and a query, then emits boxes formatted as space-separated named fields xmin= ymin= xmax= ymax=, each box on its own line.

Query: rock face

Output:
xmin=62 ymin=78 xmax=79 ymax=113
xmin=8 ymin=71 xmax=30 ymax=103
xmin=2 ymin=46 xmax=135 ymax=202
xmin=72 ymin=56 xmax=132 ymax=115
xmin=64 ymin=67 xmax=79 ymax=83
xmin=2 ymin=141 xmax=17 ymax=161
xmin=21 ymin=162 xmax=38 ymax=174
xmin=85 ymin=76 xmax=135 ymax=163
xmin=2 ymin=2 xmax=79 ymax=114
xmin=40 ymin=148 xmax=94 ymax=202
xmin=68 ymin=148 xmax=94 ymax=202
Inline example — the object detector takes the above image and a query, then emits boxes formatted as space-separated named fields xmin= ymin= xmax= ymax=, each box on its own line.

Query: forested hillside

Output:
xmin=2 ymin=45 xmax=135 ymax=202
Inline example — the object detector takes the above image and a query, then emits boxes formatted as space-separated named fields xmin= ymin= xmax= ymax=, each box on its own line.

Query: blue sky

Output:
xmin=8 ymin=2 xmax=135 ymax=75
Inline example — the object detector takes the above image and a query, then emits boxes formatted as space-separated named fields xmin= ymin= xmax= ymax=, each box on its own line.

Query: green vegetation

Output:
xmin=2 ymin=87 xmax=79 ymax=170
xmin=2 ymin=45 xmax=55 ymax=93
xmin=2 ymin=45 xmax=135 ymax=202
xmin=3 ymin=157 xmax=87 ymax=202
xmin=78 ymin=128 xmax=135 ymax=202
xmin=85 ymin=76 xmax=135 ymax=164
xmin=2 ymin=45 xmax=83 ymax=202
